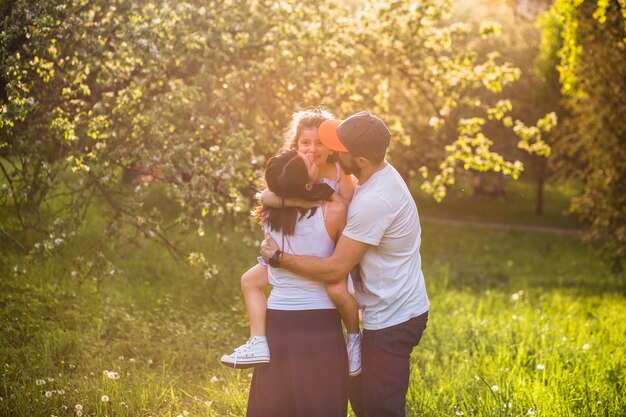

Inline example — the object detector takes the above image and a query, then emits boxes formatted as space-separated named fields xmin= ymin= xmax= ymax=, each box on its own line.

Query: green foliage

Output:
xmin=539 ymin=0 xmax=626 ymax=271
xmin=0 ymin=0 xmax=556 ymax=272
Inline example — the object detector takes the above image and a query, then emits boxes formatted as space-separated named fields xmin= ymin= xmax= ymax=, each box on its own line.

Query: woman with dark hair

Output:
xmin=245 ymin=149 xmax=349 ymax=417
xmin=221 ymin=109 xmax=361 ymax=377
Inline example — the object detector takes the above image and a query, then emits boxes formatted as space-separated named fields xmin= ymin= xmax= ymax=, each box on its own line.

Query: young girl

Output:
xmin=221 ymin=109 xmax=362 ymax=376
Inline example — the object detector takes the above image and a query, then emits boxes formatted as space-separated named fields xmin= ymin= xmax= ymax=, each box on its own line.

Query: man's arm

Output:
xmin=260 ymin=232 xmax=369 ymax=284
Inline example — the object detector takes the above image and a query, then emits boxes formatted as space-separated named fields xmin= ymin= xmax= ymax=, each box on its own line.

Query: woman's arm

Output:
xmin=258 ymin=188 xmax=321 ymax=209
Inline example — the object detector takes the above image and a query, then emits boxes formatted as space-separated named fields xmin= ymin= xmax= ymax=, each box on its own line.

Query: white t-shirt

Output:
xmin=343 ymin=163 xmax=430 ymax=330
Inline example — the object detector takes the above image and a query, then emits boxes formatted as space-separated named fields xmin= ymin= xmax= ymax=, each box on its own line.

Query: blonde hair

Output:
xmin=283 ymin=108 xmax=334 ymax=151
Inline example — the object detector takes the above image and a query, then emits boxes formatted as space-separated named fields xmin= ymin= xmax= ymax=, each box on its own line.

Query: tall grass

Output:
xmin=1 ymin=213 xmax=625 ymax=416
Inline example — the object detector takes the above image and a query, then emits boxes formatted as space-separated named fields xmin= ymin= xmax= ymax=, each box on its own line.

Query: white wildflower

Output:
xmin=104 ymin=370 xmax=120 ymax=379
xmin=491 ymin=385 xmax=499 ymax=392
xmin=101 ymin=395 xmax=109 ymax=402
xmin=582 ymin=344 xmax=590 ymax=350
xmin=36 ymin=379 xmax=46 ymax=386
xmin=45 ymin=391 xmax=53 ymax=398
xmin=537 ymin=364 xmax=545 ymax=370
xmin=210 ymin=376 xmax=219 ymax=383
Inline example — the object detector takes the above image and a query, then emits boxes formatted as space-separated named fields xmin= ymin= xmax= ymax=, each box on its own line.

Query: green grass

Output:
xmin=2 ymin=185 xmax=625 ymax=416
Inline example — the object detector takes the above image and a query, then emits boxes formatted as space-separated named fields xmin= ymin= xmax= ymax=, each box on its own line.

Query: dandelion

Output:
xmin=491 ymin=385 xmax=499 ymax=392
xmin=455 ymin=410 xmax=464 ymax=416
xmin=101 ymin=395 xmax=109 ymax=402
xmin=75 ymin=404 xmax=82 ymax=411
xmin=118 ymin=356 xmax=125 ymax=361
xmin=57 ymin=389 xmax=65 ymax=395
xmin=537 ymin=364 xmax=545 ymax=370
xmin=582 ymin=344 xmax=590 ymax=350
xmin=511 ymin=293 xmax=519 ymax=301
xmin=45 ymin=391 xmax=53 ymax=398
xmin=210 ymin=376 xmax=219 ymax=383
xmin=104 ymin=370 xmax=120 ymax=379
xmin=528 ymin=409 xmax=536 ymax=415
xmin=36 ymin=379 xmax=46 ymax=386
xmin=561 ymin=336 xmax=567 ymax=342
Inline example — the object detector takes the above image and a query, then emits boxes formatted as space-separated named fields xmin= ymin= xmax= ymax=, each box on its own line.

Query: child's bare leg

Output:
xmin=326 ymin=280 xmax=359 ymax=333
xmin=241 ymin=264 xmax=269 ymax=337
xmin=221 ymin=264 xmax=271 ymax=369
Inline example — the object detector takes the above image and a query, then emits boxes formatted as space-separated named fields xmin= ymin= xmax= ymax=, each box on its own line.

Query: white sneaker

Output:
xmin=347 ymin=333 xmax=362 ymax=377
xmin=220 ymin=336 xmax=270 ymax=369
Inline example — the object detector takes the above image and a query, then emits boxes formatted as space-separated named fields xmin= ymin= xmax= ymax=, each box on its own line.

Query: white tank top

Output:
xmin=266 ymin=206 xmax=336 ymax=310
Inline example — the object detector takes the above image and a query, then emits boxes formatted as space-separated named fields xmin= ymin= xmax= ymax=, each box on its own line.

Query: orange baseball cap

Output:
xmin=319 ymin=112 xmax=390 ymax=159
xmin=318 ymin=119 xmax=347 ymax=152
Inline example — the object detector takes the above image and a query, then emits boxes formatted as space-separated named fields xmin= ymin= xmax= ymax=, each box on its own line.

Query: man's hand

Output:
xmin=260 ymin=232 xmax=279 ymax=261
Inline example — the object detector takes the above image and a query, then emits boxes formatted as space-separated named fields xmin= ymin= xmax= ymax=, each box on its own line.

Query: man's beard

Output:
xmin=338 ymin=155 xmax=361 ymax=177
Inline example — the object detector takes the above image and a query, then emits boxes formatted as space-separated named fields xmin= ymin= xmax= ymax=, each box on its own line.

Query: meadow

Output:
xmin=1 ymin=181 xmax=625 ymax=417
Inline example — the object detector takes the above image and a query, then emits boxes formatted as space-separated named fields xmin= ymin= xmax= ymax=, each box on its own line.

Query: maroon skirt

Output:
xmin=247 ymin=309 xmax=349 ymax=417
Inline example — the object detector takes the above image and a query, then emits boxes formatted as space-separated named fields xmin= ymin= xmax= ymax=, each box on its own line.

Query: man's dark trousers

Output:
xmin=349 ymin=312 xmax=428 ymax=417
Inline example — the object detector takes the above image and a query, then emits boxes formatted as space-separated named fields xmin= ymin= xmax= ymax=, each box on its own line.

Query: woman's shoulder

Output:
xmin=323 ymin=200 xmax=346 ymax=225
xmin=322 ymin=200 xmax=346 ymax=242
xmin=325 ymin=199 xmax=346 ymax=215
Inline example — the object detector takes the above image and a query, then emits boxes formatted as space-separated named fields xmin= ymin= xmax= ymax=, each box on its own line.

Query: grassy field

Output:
xmin=1 ymin=184 xmax=625 ymax=416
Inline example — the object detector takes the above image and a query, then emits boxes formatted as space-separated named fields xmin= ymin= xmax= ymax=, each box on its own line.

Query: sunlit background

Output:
xmin=1 ymin=0 xmax=624 ymax=416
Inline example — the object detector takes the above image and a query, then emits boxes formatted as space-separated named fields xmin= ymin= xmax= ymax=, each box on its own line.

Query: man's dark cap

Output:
xmin=319 ymin=111 xmax=390 ymax=160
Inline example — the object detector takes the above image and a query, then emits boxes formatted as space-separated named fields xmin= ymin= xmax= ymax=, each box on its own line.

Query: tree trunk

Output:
xmin=535 ymin=175 xmax=544 ymax=215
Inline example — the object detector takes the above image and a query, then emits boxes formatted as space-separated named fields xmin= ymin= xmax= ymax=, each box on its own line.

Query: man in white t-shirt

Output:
xmin=261 ymin=111 xmax=429 ymax=417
